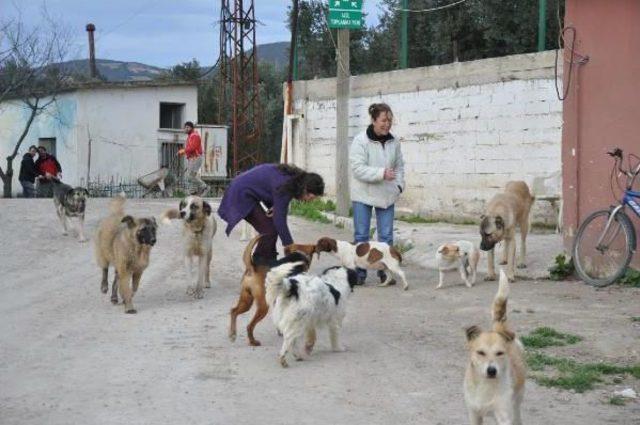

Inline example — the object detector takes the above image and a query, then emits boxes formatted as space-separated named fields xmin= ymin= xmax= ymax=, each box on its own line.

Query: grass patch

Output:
xmin=289 ymin=199 xmax=332 ymax=224
xmin=631 ymin=316 xmax=640 ymax=322
xmin=608 ymin=396 xmax=628 ymax=406
xmin=548 ymin=254 xmax=574 ymax=281
xmin=173 ymin=189 xmax=187 ymax=198
xmin=396 ymin=214 xmax=440 ymax=224
xmin=526 ymin=352 xmax=640 ymax=393
xmin=521 ymin=327 xmax=582 ymax=349
xmin=618 ymin=268 xmax=640 ymax=287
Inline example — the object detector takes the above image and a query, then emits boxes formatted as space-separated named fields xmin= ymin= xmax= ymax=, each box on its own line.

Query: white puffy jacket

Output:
xmin=349 ymin=130 xmax=405 ymax=209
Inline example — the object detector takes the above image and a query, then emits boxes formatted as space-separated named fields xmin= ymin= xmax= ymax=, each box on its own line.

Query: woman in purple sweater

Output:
xmin=218 ymin=163 xmax=324 ymax=265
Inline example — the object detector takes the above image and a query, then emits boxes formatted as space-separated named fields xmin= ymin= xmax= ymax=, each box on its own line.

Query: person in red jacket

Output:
xmin=34 ymin=146 xmax=62 ymax=197
xmin=178 ymin=121 xmax=208 ymax=196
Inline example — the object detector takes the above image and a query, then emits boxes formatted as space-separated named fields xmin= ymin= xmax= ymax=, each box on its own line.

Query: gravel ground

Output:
xmin=0 ymin=198 xmax=638 ymax=425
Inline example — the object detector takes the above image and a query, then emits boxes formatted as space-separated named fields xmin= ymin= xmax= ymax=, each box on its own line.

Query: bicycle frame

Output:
xmin=595 ymin=190 xmax=639 ymax=249
xmin=624 ymin=189 xmax=640 ymax=217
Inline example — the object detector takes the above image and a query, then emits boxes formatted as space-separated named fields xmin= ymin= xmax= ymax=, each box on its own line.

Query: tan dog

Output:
xmin=464 ymin=269 xmax=525 ymax=425
xmin=436 ymin=240 xmax=480 ymax=289
xmin=161 ymin=196 xmax=216 ymax=299
xmin=95 ymin=195 xmax=158 ymax=314
xmin=284 ymin=243 xmax=317 ymax=258
xmin=480 ymin=181 xmax=535 ymax=282
xmin=229 ymin=236 xmax=313 ymax=346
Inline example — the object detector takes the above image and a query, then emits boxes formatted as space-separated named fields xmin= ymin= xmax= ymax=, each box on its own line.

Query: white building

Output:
xmin=0 ymin=81 xmax=227 ymax=196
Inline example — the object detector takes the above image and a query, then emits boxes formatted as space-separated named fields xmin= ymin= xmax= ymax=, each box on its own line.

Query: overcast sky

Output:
xmin=1 ymin=0 xmax=383 ymax=67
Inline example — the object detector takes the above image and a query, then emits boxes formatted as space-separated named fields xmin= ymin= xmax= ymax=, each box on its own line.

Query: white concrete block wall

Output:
xmin=290 ymin=51 xmax=563 ymax=224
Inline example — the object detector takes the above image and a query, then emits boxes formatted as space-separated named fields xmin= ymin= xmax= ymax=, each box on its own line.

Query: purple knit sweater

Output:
xmin=218 ymin=163 xmax=294 ymax=245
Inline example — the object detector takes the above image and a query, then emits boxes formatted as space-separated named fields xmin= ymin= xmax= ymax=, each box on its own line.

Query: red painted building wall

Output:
xmin=562 ymin=0 xmax=640 ymax=266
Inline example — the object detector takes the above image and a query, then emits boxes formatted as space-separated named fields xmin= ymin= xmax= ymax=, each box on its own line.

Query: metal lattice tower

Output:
xmin=218 ymin=0 xmax=262 ymax=175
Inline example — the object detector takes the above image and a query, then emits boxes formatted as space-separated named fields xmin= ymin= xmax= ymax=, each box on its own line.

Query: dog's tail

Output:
xmin=265 ymin=261 xmax=306 ymax=307
xmin=161 ymin=208 xmax=180 ymax=224
xmin=492 ymin=269 xmax=510 ymax=325
xmin=242 ymin=234 xmax=262 ymax=273
xmin=108 ymin=192 xmax=126 ymax=216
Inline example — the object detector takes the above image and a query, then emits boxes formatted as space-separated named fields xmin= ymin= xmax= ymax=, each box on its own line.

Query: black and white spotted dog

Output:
xmin=265 ymin=261 xmax=358 ymax=368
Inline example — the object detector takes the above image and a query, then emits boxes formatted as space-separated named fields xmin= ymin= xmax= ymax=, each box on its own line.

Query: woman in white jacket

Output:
xmin=349 ymin=103 xmax=405 ymax=285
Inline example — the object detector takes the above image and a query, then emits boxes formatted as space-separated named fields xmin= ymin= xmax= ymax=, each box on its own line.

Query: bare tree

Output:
xmin=0 ymin=16 xmax=74 ymax=197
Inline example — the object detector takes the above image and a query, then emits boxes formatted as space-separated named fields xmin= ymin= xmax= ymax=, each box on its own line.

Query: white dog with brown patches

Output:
xmin=464 ymin=269 xmax=525 ymax=425
xmin=315 ymin=237 xmax=409 ymax=290
xmin=161 ymin=196 xmax=216 ymax=299
xmin=436 ymin=240 xmax=480 ymax=289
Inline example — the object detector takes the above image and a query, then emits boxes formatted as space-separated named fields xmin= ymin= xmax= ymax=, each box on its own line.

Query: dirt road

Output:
xmin=1 ymin=198 xmax=638 ymax=424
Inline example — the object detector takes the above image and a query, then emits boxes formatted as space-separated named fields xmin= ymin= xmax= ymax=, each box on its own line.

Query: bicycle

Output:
xmin=572 ymin=148 xmax=640 ymax=287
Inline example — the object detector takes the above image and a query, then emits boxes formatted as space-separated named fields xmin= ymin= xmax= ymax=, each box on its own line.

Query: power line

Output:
xmin=393 ymin=0 xmax=469 ymax=13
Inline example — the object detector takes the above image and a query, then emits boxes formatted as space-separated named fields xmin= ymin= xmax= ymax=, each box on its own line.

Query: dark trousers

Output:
xmin=244 ymin=205 xmax=278 ymax=262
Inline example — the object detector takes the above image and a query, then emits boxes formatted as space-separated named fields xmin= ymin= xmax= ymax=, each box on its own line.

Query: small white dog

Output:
xmin=266 ymin=262 xmax=358 ymax=368
xmin=161 ymin=196 xmax=216 ymax=299
xmin=315 ymin=237 xmax=409 ymax=290
xmin=464 ymin=269 xmax=525 ymax=425
xmin=436 ymin=240 xmax=480 ymax=289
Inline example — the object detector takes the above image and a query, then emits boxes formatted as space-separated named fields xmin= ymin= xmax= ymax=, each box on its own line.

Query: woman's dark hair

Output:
xmin=368 ymin=103 xmax=393 ymax=121
xmin=277 ymin=164 xmax=325 ymax=199
xmin=184 ymin=121 xmax=194 ymax=128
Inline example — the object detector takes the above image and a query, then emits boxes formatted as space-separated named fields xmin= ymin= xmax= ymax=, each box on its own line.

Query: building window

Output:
xmin=38 ymin=137 xmax=57 ymax=156
xmin=159 ymin=103 xmax=185 ymax=129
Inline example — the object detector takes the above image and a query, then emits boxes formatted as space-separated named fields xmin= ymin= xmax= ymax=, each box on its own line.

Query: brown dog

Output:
xmin=479 ymin=181 xmax=535 ymax=282
xmin=229 ymin=236 xmax=313 ymax=346
xmin=284 ymin=243 xmax=317 ymax=258
xmin=95 ymin=195 xmax=158 ymax=314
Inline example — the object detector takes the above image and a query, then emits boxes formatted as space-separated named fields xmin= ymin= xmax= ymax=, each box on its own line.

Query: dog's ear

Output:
xmin=495 ymin=215 xmax=504 ymax=229
xmin=495 ymin=324 xmax=515 ymax=342
xmin=150 ymin=217 xmax=157 ymax=228
xmin=465 ymin=325 xmax=482 ymax=342
xmin=202 ymin=201 xmax=212 ymax=216
xmin=121 ymin=215 xmax=136 ymax=229
xmin=179 ymin=199 xmax=186 ymax=210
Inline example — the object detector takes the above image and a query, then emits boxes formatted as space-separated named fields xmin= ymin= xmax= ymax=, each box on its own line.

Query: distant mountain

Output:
xmin=58 ymin=41 xmax=289 ymax=82
xmin=253 ymin=41 xmax=289 ymax=70
xmin=59 ymin=59 xmax=165 ymax=82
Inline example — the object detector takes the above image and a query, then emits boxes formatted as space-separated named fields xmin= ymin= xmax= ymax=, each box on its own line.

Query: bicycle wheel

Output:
xmin=573 ymin=209 xmax=636 ymax=287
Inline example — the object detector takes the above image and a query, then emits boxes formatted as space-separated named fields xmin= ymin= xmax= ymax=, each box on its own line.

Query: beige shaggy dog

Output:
xmin=464 ymin=269 xmax=525 ymax=425
xmin=161 ymin=195 xmax=216 ymax=299
xmin=480 ymin=181 xmax=535 ymax=282
xmin=95 ymin=195 xmax=158 ymax=314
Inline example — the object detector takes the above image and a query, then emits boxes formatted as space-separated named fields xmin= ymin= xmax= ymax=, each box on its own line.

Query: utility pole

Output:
xmin=335 ymin=28 xmax=350 ymax=217
xmin=399 ymin=0 xmax=408 ymax=69
xmin=282 ymin=0 xmax=299 ymax=164
xmin=537 ymin=0 xmax=547 ymax=51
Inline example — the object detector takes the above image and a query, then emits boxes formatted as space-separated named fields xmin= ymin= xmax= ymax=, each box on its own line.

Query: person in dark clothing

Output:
xmin=34 ymin=146 xmax=62 ymax=198
xmin=218 ymin=163 xmax=324 ymax=266
xmin=19 ymin=145 xmax=39 ymax=198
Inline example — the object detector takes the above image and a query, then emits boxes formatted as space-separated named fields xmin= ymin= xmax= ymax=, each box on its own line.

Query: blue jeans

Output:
xmin=20 ymin=180 xmax=36 ymax=198
xmin=352 ymin=201 xmax=395 ymax=280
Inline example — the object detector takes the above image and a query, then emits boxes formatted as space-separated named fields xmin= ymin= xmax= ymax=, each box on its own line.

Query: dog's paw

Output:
xmin=280 ymin=356 xmax=289 ymax=368
xmin=110 ymin=297 xmax=119 ymax=304
xmin=186 ymin=286 xmax=204 ymax=299
xmin=517 ymin=263 xmax=527 ymax=269
xmin=204 ymin=281 xmax=211 ymax=288
xmin=101 ymin=284 xmax=108 ymax=294
xmin=228 ymin=331 xmax=236 ymax=343
xmin=465 ymin=282 xmax=474 ymax=288
xmin=62 ymin=231 xmax=68 ymax=236
xmin=436 ymin=284 xmax=443 ymax=290
xmin=403 ymin=283 xmax=409 ymax=291
xmin=78 ymin=238 xmax=88 ymax=243
xmin=125 ymin=308 xmax=137 ymax=314
xmin=484 ymin=274 xmax=497 ymax=281
xmin=305 ymin=343 xmax=314 ymax=355
xmin=498 ymin=260 xmax=507 ymax=265
xmin=249 ymin=339 xmax=262 ymax=347
xmin=332 ymin=345 xmax=347 ymax=353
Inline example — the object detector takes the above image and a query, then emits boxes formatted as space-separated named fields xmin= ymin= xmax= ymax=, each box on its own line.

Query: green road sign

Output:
xmin=328 ymin=0 xmax=363 ymax=29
